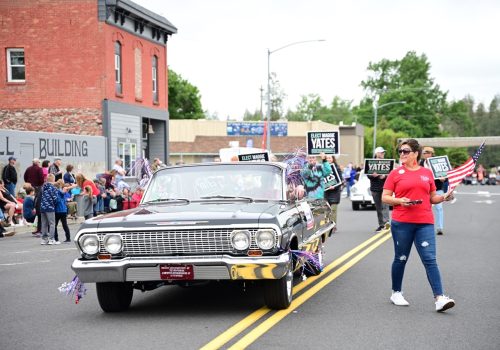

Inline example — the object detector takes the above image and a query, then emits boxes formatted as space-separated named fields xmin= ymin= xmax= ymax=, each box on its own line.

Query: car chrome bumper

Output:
xmin=72 ymin=253 xmax=291 ymax=283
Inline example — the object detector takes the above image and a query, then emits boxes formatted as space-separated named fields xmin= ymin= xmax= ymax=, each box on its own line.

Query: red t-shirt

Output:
xmin=83 ymin=179 xmax=100 ymax=197
xmin=384 ymin=166 xmax=436 ymax=224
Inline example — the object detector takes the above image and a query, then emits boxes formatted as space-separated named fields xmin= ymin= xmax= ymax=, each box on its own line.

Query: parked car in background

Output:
xmin=72 ymin=162 xmax=335 ymax=312
xmin=349 ymin=170 xmax=375 ymax=210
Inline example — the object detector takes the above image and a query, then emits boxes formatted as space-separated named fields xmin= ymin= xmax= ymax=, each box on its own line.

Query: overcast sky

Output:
xmin=136 ymin=0 xmax=500 ymax=120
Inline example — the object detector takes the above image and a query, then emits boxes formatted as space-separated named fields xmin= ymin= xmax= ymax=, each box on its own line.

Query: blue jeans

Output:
xmin=391 ymin=220 xmax=443 ymax=296
xmin=433 ymin=190 xmax=444 ymax=231
xmin=6 ymin=183 xmax=16 ymax=197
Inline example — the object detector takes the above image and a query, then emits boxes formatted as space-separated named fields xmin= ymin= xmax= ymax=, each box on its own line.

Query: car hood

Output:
xmin=83 ymin=201 xmax=284 ymax=230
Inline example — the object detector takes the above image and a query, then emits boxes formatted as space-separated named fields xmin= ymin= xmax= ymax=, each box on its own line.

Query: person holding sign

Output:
xmin=420 ymin=146 xmax=449 ymax=235
xmin=368 ymin=147 xmax=391 ymax=233
xmin=324 ymin=155 xmax=343 ymax=233
xmin=301 ymin=152 xmax=332 ymax=199
xmin=382 ymin=139 xmax=455 ymax=312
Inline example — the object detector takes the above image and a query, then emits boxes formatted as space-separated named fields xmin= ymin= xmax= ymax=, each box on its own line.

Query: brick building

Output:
xmin=0 ymin=0 xmax=176 ymax=174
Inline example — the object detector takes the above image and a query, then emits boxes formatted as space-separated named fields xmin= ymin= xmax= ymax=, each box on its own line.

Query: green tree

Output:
xmin=363 ymin=127 xmax=409 ymax=159
xmin=355 ymin=51 xmax=447 ymax=138
xmin=243 ymin=109 xmax=263 ymax=121
xmin=441 ymin=98 xmax=475 ymax=137
xmin=168 ymin=69 xmax=204 ymax=119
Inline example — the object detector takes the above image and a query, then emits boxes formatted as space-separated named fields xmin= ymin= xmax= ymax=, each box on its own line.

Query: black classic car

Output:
xmin=72 ymin=162 xmax=335 ymax=312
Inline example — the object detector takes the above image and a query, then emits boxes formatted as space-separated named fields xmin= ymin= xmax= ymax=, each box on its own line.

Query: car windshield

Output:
xmin=142 ymin=163 xmax=284 ymax=202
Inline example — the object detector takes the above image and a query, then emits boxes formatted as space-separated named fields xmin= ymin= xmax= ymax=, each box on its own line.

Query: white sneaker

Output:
xmin=435 ymin=295 xmax=455 ymax=312
xmin=48 ymin=239 xmax=60 ymax=245
xmin=40 ymin=239 xmax=49 ymax=245
xmin=390 ymin=291 xmax=410 ymax=306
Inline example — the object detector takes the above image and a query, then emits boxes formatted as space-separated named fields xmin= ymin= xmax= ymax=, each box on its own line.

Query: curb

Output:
xmin=2 ymin=217 xmax=85 ymax=237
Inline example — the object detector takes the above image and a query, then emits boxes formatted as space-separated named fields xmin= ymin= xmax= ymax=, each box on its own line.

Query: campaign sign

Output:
xmin=238 ymin=152 xmax=269 ymax=162
xmin=364 ymin=159 xmax=395 ymax=175
xmin=427 ymin=156 xmax=452 ymax=179
xmin=323 ymin=165 xmax=342 ymax=189
xmin=307 ymin=131 xmax=339 ymax=155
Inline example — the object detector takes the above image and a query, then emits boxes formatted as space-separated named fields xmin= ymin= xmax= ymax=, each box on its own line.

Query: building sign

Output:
xmin=323 ymin=165 xmax=342 ymax=189
xmin=238 ymin=152 xmax=269 ymax=162
xmin=227 ymin=122 xmax=288 ymax=136
xmin=306 ymin=131 xmax=339 ymax=155
xmin=426 ymin=156 xmax=452 ymax=179
xmin=364 ymin=159 xmax=395 ymax=175
xmin=0 ymin=130 xmax=105 ymax=161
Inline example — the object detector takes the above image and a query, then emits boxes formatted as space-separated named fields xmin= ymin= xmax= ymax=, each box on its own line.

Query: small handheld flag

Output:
xmin=447 ymin=141 xmax=486 ymax=190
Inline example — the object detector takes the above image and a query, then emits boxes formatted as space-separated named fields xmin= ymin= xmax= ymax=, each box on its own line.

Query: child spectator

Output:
xmin=131 ymin=187 xmax=144 ymax=204
xmin=40 ymin=173 xmax=59 ymax=245
xmin=82 ymin=185 xmax=96 ymax=220
xmin=41 ymin=160 xmax=51 ymax=182
xmin=63 ymin=164 xmax=76 ymax=185
xmin=54 ymin=180 xmax=71 ymax=243
xmin=23 ymin=187 xmax=36 ymax=224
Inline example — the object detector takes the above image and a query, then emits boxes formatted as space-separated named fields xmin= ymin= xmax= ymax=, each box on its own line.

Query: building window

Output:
xmin=114 ymin=42 xmax=122 ymax=94
xmin=118 ymin=141 xmax=137 ymax=170
xmin=6 ymin=48 xmax=25 ymax=82
xmin=152 ymin=55 xmax=158 ymax=103
xmin=134 ymin=47 xmax=142 ymax=100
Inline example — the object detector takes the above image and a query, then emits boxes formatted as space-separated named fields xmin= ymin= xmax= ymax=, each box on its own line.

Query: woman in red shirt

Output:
xmin=382 ymin=139 xmax=455 ymax=312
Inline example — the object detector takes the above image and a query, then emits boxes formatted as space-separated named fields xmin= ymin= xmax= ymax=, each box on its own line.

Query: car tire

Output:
xmin=96 ymin=282 xmax=134 ymax=312
xmin=352 ymin=202 xmax=360 ymax=210
xmin=264 ymin=268 xmax=293 ymax=310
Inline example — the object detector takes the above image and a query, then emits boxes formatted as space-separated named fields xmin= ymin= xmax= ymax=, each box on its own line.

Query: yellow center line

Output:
xmin=229 ymin=232 xmax=392 ymax=350
xmin=200 ymin=230 xmax=390 ymax=350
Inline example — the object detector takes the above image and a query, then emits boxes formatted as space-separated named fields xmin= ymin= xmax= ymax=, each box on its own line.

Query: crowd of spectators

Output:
xmin=0 ymin=157 xmax=156 ymax=241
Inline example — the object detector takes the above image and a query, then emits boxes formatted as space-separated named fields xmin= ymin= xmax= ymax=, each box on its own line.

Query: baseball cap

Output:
xmin=374 ymin=147 xmax=386 ymax=154
xmin=8 ymin=156 xmax=16 ymax=161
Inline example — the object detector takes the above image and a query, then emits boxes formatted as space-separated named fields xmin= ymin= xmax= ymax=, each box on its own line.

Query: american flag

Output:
xmin=447 ymin=141 xmax=486 ymax=190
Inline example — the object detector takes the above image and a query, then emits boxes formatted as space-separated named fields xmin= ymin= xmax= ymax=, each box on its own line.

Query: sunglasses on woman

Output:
xmin=398 ymin=149 xmax=412 ymax=155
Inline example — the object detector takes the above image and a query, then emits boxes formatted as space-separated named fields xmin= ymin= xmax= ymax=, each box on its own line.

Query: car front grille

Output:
xmin=96 ymin=229 xmax=275 ymax=256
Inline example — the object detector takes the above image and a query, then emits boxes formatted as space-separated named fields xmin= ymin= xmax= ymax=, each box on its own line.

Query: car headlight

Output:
xmin=230 ymin=230 xmax=250 ymax=251
xmin=103 ymin=234 xmax=123 ymax=254
xmin=79 ymin=235 xmax=99 ymax=255
xmin=255 ymin=229 xmax=276 ymax=250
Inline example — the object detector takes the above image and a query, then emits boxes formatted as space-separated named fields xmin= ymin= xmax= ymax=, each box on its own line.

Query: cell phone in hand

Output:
xmin=407 ymin=199 xmax=423 ymax=205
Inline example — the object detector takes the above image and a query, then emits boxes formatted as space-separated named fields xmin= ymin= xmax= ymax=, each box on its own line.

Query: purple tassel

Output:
xmin=291 ymin=249 xmax=323 ymax=275
xmin=58 ymin=275 xmax=87 ymax=304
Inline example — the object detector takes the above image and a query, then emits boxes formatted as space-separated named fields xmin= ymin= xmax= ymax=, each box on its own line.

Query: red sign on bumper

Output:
xmin=160 ymin=264 xmax=194 ymax=280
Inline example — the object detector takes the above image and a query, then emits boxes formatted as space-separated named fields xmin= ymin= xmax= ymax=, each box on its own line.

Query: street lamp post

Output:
xmin=266 ymin=39 xmax=325 ymax=152
xmin=372 ymin=99 xmax=406 ymax=156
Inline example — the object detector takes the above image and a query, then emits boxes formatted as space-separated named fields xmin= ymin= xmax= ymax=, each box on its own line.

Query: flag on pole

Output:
xmin=447 ymin=141 xmax=486 ymax=190
xmin=261 ymin=120 xmax=268 ymax=150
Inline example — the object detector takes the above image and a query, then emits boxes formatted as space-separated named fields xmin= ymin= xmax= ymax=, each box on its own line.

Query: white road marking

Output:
xmin=474 ymin=200 xmax=494 ymax=204
xmin=0 ymin=260 xmax=51 ymax=266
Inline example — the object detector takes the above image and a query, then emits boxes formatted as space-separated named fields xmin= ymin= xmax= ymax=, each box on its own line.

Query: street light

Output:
xmin=266 ymin=39 xmax=326 ymax=152
xmin=372 ymin=99 xmax=406 ymax=156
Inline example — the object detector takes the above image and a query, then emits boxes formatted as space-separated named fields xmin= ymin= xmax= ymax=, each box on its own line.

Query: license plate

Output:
xmin=159 ymin=264 xmax=194 ymax=280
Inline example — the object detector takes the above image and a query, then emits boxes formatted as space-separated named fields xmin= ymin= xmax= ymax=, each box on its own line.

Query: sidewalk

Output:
xmin=1 ymin=217 xmax=85 ymax=238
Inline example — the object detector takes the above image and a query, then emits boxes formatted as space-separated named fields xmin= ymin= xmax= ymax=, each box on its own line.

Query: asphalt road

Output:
xmin=1 ymin=185 xmax=499 ymax=350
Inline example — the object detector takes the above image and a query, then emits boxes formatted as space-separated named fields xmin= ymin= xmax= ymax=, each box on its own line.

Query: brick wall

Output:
xmin=0 ymin=108 xmax=102 ymax=136
xmin=0 ymin=0 xmax=105 ymax=109
xmin=104 ymin=26 xmax=167 ymax=109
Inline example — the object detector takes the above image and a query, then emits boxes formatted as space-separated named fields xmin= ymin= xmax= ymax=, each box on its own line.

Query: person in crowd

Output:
xmin=2 ymin=156 xmax=18 ymax=197
xmin=63 ymin=164 xmax=76 ymax=185
xmin=343 ymin=162 xmax=353 ymax=196
xmin=324 ymin=155 xmax=343 ymax=234
xmin=24 ymin=158 xmax=44 ymax=190
xmin=420 ymin=146 xmax=448 ymax=235
xmin=64 ymin=184 xmax=78 ymax=220
xmin=22 ymin=187 xmax=36 ymax=224
xmin=40 ymin=173 xmax=59 ymax=245
xmin=81 ymin=185 xmax=96 ymax=220
xmin=96 ymin=170 xmax=116 ymax=190
xmin=151 ymin=158 xmax=166 ymax=172
xmin=49 ymin=157 xmax=64 ymax=181
xmin=93 ymin=179 xmax=106 ymax=215
xmin=301 ymin=152 xmax=332 ymax=199
xmin=41 ymin=160 xmax=51 ymax=182
xmin=113 ymin=159 xmax=126 ymax=183
xmin=382 ymin=138 xmax=455 ymax=312
xmin=368 ymin=146 xmax=391 ymax=233
xmin=75 ymin=173 xmax=100 ymax=196
xmin=131 ymin=187 xmax=144 ymax=204
xmin=0 ymin=179 xmax=22 ymax=226
xmin=488 ymin=164 xmax=498 ymax=185
xmin=53 ymin=180 xmax=71 ymax=243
